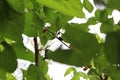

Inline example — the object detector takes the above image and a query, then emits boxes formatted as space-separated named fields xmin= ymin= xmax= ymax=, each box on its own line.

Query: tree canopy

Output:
xmin=0 ymin=0 xmax=120 ymax=80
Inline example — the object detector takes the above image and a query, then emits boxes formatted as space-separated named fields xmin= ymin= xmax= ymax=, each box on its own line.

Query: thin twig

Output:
xmin=33 ymin=37 xmax=39 ymax=66
xmin=45 ymin=28 xmax=71 ymax=49
xmin=56 ymin=37 xmax=70 ymax=48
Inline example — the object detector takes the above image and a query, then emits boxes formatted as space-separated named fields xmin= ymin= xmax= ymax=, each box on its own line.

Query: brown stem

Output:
xmin=43 ymin=49 xmax=48 ymax=60
xmin=33 ymin=37 xmax=39 ymax=66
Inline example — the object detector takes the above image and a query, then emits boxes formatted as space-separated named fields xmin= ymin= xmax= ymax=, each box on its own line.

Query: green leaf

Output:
xmin=4 ymin=37 xmax=35 ymax=62
xmin=0 ymin=69 xmax=6 ymax=80
xmin=95 ymin=9 xmax=110 ymax=23
xmin=36 ymin=0 xmax=85 ymax=18
xmin=6 ymin=0 xmax=24 ymax=14
xmin=27 ymin=64 xmax=46 ymax=80
xmin=63 ymin=24 xmax=99 ymax=57
xmin=87 ymin=17 xmax=97 ymax=25
xmin=21 ymin=69 xmax=27 ymax=80
xmin=55 ymin=13 xmax=72 ymax=30
xmin=25 ymin=0 xmax=34 ymax=10
xmin=83 ymin=0 xmax=94 ymax=12
xmin=105 ymin=66 xmax=120 ymax=80
xmin=88 ymin=69 xmax=96 ymax=75
xmin=100 ymin=18 xmax=120 ymax=33
xmin=39 ymin=7 xmax=72 ymax=45
xmin=6 ymin=73 xmax=16 ymax=80
xmin=5 ymin=37 xmax=34 ymax=62
xmin=39 ymin=55 xmax=48 ymax=74
xmin=89 ymin=75 xmax=100 ymax=80
xmin=13 ymin=42 xmax=35 ymax=62
xmin=64 ymin=67 xmax=76 ymax=76
xmin=100 ymin=18 xmax=115 ymax=33
xmin=105 ymin=30 xmax=120 ymax=64
xmin=45 ymin=74 xmax=51 ymax=80
xmin=0 ymin=42 xmax=17 ymax=73
xmin=71 ymin=73 xmax=80 ymax=80
xmin=43 ymin=7 xmax=72 ymax=31
xmin=40 ymin=31 xmax=52 ymax=45
xmin=47 ymin=24 xmax=99 ymax=66
xmin=110 ymin=71 xmax=120 ymax=80
xmin=78 ymin=72 xmax=88 ymax=79
xmin=0 ymin=0 xmax=31 ymax=59
xmin=94 ymin=49 xmax=109 ymax=73
xmin=43 ymin=7 xmax=58 ymax=26
xmin=0 ymin=0 xmax=24 ymax=41
xmin=107 ymin=0 xmax=120 ymax=10
xmin=24 ymin=12 xmax=44 ymax=37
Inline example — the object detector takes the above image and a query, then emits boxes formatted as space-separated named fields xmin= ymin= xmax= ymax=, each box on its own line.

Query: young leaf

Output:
xmin=71 ymin=72 xmax=80 ymax=80
xmin=0 ymin=42 xmax=17 ymax=73
xmin=95 ymin=9 xmax=110 ymax=23
xmin=100 ymin=18 xmax=114 ymax=33
xmin=71 ymin=75 xmax=80 ymax=80
xmin=36 ymin=0 xmax=85 ymax=18
xmin=83 ymin=0 xmax=94 ymax=13
xmin=78 ymin=72 xmax=88 ymax=79
xmin=64 ymin=67 xmax=76 ymax=76
xmin=45 ymin=74 xmax=51 ymax=80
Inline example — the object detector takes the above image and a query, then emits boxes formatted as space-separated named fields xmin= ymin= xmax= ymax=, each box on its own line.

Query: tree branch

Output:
xmin=33 ymin=37 xmax=39 ymax=66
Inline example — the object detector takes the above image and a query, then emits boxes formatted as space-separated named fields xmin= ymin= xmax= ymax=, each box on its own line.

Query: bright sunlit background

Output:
xmin=13 ymin=0 xmax=120 ymax=80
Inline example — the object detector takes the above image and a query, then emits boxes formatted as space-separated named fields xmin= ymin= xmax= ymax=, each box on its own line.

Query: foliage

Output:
xmin=64 ymin=67 xmax=88 ymax=80
xmin=0 ymin=0 xmax=120 ymax=80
